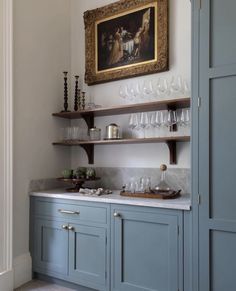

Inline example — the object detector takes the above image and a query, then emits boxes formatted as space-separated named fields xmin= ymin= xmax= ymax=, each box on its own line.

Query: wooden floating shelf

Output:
xmin=53 ymin=136 xmax=190 ymax=165
xmin=53 ymin=136 xmax=190 ymax=146
xmin=52 ymin=98 xmax=191 ymax=165
xmin=52 ymin=97 xmax=191 ymax=126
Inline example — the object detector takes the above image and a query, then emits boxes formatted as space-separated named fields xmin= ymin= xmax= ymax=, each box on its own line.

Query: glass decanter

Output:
xmin=155 ymin=164 xmax=171 ymax=192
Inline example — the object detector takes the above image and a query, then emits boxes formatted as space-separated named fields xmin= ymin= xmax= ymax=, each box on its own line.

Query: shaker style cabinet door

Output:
xmin=68 ymin=223 xmax=107 ymax=290
xmin=33 ymin=218 xmax=69 ymax=276
xmin=111 ymin=207 xmax=179 ymax=291
xmin=192 ymin=0 xmax=236 ymax=290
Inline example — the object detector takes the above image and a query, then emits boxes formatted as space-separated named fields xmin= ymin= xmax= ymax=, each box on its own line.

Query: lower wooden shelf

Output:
xmin=53 ymin=136 xmax=190 ymax=165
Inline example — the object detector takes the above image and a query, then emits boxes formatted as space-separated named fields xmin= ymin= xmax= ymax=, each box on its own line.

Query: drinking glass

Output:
xmin=141 ymin=80 xmax=154 ymax=101
xmin=128 ymin=114 xmax=140 ymax=138
xmin=128 ymin=82 xmax=142 ymax=102
xmin=183 ymin=79 xmax=191 ymax=97
xmin=71 ymin=126 xmax=79 ymax=140
xmin=119 ymin=84 xmax=129 ymax=103
xmin=165 ymin=110 xmax=177 ymax=127
xmin=145 ymin=177 xmax=151 ymax=192
xmin=156 ymin=77 xmax=170 ymax=99
xmin=177 ymin=108 xmax=191 ymax=135
xmin=139 ymin=112 xmax=150 ymax=138
xmin=170 ymin=75 xmax=183 ymax=97
xmin=128 ymin=178 xmax=135 ymax=193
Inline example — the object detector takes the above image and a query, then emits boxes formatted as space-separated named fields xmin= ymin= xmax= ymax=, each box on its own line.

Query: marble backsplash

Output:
xmin=29 ymin=167 xmax=191 ymax=194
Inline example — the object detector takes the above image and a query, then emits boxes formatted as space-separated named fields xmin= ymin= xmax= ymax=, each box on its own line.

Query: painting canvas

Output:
xmin=84 ymin=0 xmax=168 ymax=85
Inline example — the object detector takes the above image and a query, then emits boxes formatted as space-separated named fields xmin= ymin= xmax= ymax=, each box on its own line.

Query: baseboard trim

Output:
xmin=0 ymin=269 xmax=14 ymax=291
xmin=13 ymin=252 xmax=32 ymax=289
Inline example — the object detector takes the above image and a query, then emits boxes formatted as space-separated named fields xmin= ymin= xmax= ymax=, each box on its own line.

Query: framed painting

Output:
xmin=84 ymin=0 xmax=169 ymax=85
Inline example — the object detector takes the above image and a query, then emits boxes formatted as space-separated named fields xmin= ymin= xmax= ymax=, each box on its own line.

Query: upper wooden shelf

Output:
xmin=52 ymin=97 xmax=190 ymax=120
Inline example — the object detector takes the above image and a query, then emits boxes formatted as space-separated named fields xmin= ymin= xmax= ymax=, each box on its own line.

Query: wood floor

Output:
xmin=15 ymin=280 xmax=76 ymax=291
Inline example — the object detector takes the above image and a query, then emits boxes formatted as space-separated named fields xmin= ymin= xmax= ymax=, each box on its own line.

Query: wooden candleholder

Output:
xmin=74 ymin=75 xmax=79 ymax=111
xmin=61 ymin=71 xmax=70 ymax=112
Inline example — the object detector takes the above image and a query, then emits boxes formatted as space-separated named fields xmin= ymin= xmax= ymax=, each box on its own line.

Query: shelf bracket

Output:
xmin=166 ymin=141 xmax=177 ymax=165
xmin=81 ymin=114 xmax=94 ymax=129
xmin=79 ymin=144 xmax=94 ymax=164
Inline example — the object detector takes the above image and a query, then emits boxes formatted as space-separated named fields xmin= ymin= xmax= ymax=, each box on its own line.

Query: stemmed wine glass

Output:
xmin=156 ymin=78 xmax=170 ymax=99
xmin=128 ymin=114 xmax=139 ymax=138
xmin=139 ymin=112 xmax=150 ymax=138
xmin=177 ymin=108 xmax=191 ymax=135
xmin=170 ymin=75 xmax=183 ymax=97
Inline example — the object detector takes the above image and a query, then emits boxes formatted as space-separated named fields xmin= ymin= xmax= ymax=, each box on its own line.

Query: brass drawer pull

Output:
xmin=58 ymin=209 xmax=80 ymax=215
xmin=68 ymin=225 xmax=75 ymax=231
xmin=62 ymin=225 xmax=68 ymax=230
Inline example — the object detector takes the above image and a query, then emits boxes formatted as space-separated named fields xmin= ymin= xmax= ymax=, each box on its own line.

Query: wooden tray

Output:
xmin=57 ymin=177 xmax=100 ymax=192
xmin=120 ymin=190 xmax=181 ymax=199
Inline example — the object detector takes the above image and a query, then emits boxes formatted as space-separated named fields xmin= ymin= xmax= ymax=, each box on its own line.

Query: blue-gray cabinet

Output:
xmin=68 ymin=223 xmax=107 ymax=288
xmin=192 ymin=0 xmax=236 ymax=290
xmin=111 ymin=205 xmax=183 ymax=291
xmin=31 ymin=197 xmax=190 ymax=291
xmin=34 ymin=218 xmax=69 ymax=276
xmin=31 ymin=197 xmax=110 ymax=291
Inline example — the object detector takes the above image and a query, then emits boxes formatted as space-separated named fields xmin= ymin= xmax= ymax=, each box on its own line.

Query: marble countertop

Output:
xmin=30 ymin=189 xmax=191 ymax=211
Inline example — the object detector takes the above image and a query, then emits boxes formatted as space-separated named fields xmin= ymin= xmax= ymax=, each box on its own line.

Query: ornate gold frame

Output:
xmin=84 ymin=0 xmax=168 ymax=85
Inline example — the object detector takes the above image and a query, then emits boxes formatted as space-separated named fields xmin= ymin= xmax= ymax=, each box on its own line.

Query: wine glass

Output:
xmin=156 ymin=78 xmax=170 ymax=99
xmin=166 ymin=110 xmax=177 ymax=127
xmin=183 ymin=79 xmax=191 ymax=97
xmin=139 ymin=112 xmax=150 ymax=138
xmin=128 ymin=114 xmax=139 ymax=138
xmin=119 ymin=84 xmax=129 ymax=103
xmin=177 ymin=108 xmax=191 ymax=135
xmin=141 ymin=80 xmax=154 ymax=101
xmin=170 ymin=75 xmax=183 ymax=97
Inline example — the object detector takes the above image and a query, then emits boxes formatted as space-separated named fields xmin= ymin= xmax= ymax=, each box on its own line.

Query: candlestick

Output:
xmin=74 ymin=75 xmax=79 ymax=111
xmin=82 ymin=92 xmax=86 ymax=110
xmin=61 ymin=71 xmax=70 ymax=112
xmin=78 ymin=89 xmax=81 ymax=109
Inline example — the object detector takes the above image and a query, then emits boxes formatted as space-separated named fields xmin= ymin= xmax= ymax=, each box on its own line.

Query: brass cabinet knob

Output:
xmin=68 ymin=225 xmax=75 ymax=231
xmin=113 ymin=212 xmax=121 ymax=218
xmin=62 ymin=225 xmax=68 ymax=230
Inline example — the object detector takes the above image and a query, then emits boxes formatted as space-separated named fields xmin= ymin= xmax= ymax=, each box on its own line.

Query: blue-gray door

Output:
xmin=111 ymin=208 xmax=179 ymax=291
xmin=195 ymin=0 xmax=236 ymax=290
xmin=34 ymin=218 xmax=68 ymax=276
xmin=68 ymin=223 xmax=107 ymax=290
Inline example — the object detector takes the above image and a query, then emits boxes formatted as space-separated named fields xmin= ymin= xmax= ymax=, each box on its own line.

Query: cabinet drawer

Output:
xmin=34 ymin=200 xmax=107 ymax=224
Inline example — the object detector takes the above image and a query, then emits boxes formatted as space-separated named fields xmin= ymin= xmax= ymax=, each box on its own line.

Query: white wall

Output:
xmin=13 ymin=0 xmax=71 ymax=261
xmin=70 ymin=0 xmax=191 ymax=169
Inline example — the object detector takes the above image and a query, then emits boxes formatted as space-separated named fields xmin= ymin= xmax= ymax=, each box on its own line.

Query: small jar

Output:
xmin=89 ymin=127 xmax=101 ymax=141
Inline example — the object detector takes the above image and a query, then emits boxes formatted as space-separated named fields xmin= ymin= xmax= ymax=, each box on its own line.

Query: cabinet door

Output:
xmin=34 ymin=218 xmax=68 ymax=276
xmin=192 ymin=0 xmax=236 ymax=290
xmin=68 ymin=223 xmax=107 ymax=290
xmin=111 ymin=208 xmax=179 ymax=291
